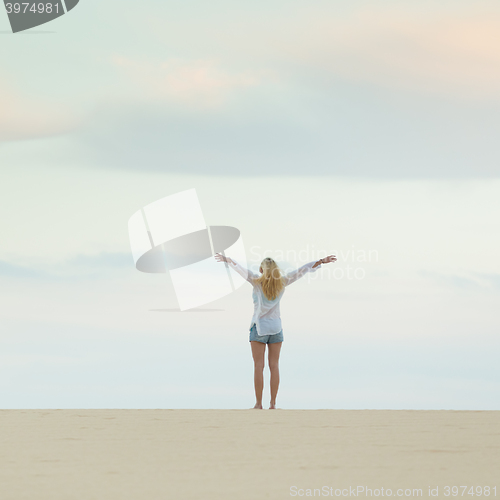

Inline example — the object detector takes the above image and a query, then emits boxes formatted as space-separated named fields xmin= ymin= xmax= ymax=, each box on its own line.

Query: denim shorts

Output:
xmin=249 ymin=324 xmax=284 ymax=344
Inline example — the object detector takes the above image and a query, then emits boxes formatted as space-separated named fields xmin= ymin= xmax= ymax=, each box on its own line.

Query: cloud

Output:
xmin=4 ymin=3 xmax=500 ymax=177
xmin=69 ymin=87 xmax=500 ymax=178
xmin=112 ymin=57 xmax=268 ymax=109
xmin=419 ymin=270 xmax=500 ymax=292
xmin=59 ymin=5 xmax=500 ymax=178
xmin=0 ymin=78 xmax=80 ymax=142
xmin=0 ymin=253 xmax=133 ymax=281
xmin=0 ymin=260 xmax=46 ymax=279
xmin=475 ymin=272 xmax=500 ymax=291
xmin=275 ymin=7 xmax=500 ymax=100
xmin=138 ymin=3 xmax=500 ymax=100
xmin=73 ymin=100 xmax=326 ymax=176
xmin=65 ymin=252 xmax=133 ymax=269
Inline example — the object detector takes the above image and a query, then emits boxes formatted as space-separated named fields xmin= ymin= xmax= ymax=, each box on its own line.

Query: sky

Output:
xmin=0 ymin=0 xmax=499 ymax=409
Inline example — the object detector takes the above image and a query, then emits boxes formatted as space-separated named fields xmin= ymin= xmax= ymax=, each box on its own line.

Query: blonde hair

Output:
xmin=256 ymin=257 xmax=285 ymax=301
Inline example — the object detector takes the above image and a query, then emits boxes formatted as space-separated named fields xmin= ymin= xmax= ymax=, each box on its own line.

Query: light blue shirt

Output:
xmin=229 ymin=260 xmax=322 ymax=335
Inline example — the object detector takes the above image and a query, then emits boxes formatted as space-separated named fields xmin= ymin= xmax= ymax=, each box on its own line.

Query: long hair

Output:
xmin=256 ymin=257 xmax=285 ymax=301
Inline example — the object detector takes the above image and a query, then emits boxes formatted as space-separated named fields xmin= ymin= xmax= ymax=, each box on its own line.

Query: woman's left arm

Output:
xmin=312 ymin=254 xmax=337 ymax=268
xmin=285 ymin=255 xmax=337 ymax=286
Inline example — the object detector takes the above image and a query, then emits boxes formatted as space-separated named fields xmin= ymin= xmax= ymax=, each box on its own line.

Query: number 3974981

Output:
xmin=5 ymin=2 xmax=60 ymax=14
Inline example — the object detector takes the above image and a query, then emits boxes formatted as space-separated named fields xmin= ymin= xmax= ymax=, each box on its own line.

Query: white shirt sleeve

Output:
xmin=284 ymin=261 xmax=321 ymax=286
xmin=228 ymin=259 xmax=259 ymax=284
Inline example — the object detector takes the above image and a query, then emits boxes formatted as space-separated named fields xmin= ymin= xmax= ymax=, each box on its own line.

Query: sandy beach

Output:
xmin=1 ymin=410 xmax=498 ymax=499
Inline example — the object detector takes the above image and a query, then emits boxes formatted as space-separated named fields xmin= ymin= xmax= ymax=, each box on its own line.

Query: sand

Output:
xmin=0 ymin=410 xmax=498 ymax=499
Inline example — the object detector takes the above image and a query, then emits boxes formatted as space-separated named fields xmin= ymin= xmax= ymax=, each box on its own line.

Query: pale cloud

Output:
xmin=0 ymin=260 xmax=45 ymax=279
xmin=112 ymin=56 xmax=269 ymax=108
xmin=138 ymin=3 xmax=500 ymax=100
xmin=0 ymin=78 xmax=80 ymax=142
xmin=277 ymin=8 xmax=500 ymax=99
xmin=418 ymin=270 xmax=500 ymax=292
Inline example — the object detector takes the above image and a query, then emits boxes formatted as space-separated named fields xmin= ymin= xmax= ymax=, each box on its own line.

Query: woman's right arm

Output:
xmin=214 ymin=253 xmax=258 ymax=284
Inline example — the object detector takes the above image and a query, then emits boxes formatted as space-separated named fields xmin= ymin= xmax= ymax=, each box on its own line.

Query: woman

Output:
xmin=215 ymin=252 xmax=337 ymax=409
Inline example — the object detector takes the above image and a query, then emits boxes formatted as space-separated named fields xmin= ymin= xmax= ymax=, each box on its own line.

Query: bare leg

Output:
xmin=250 ymin=341 xmax=266 ymax=409
xmin=268 ymin=342 xmax=282 ymax=409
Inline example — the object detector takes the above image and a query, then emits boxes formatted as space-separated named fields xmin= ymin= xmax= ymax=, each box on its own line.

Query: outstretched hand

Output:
xmin=313 ymin=254 xmax=336 ymax=268
xmin=215 ymin=252 xmax=228 ymax=263
xmin=322 ymin=255 xmax=337 ymax=264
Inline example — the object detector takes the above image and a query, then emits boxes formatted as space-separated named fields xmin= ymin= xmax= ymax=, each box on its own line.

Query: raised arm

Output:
xmin=312 ymin=254 xmax=337 ymax=268
xmin=214 ymin=253 xmax=258 ymax=284
xmin=284 ymin=254 xmax=337 ymax=286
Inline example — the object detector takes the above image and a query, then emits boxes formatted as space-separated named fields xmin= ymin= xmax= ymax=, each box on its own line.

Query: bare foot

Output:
xmin=269 ymin=404 xmax=280 ymax=410
xmin=252 ymin=403 xmax=263 ymax=409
